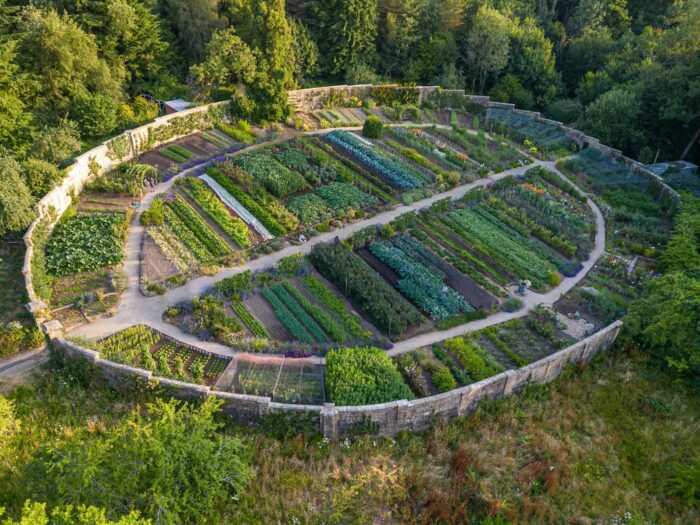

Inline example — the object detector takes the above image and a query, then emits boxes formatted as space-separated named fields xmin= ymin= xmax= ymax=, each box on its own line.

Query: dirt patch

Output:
xmin=243 ymin=293 xmax=292 ymax=341
xmin=141 ymin=233 xmax=180 ymax=284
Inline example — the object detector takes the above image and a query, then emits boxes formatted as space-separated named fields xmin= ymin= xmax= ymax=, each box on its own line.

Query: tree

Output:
xmin=309 ymin=0 xmax=379 ymax=78
xmin=96 ymin=0 xmax=182 ymax=95
xmin=18 ymin=7 xmax=122 ymax=118
xmin=69 ymin=94 xmax=119 ymax=138
xmin=463 ymin=6 xmax=510 ymax=93
xmin=576 ymin=70 xmax=614 ymax=106
xmin=489 ymin=74 xmax=535 ymax=108
xmin=162 ymin=0 xmax=224 ymax=64
xmin=0 ymin=40 xmax=33 ymax=157
xmin=580 ymin=88 xmax=644 ymax=152
xmin=23 ymin=159 xmax=63 ymax=199
xmin=189 ymin=28 xmax=258 ymax=101
xmin=378 ymin=0 xmax=420 ymax=78
xmin=39 ymin=397 xmax=251 ymax=523
xmin=624 ymin=271 xmax=700 ymax=383
xmin=289 ymin=18 xmax=318 ymax=85
xmin=0 ymin=157 xmax=35 ymax=237
xmin=561 ymin=27 xmax=617 ymax=93
xmin=407 ymin=31 xmax=458 ymax=83
xmin=506 ymin=17 xmax=561 ymax=106
xmin=29 ymin=124 xmax=82 ymax=166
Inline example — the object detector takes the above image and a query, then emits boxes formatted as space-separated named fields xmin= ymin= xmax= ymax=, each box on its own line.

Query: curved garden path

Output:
xmin=71 ymin=132 xmax=604 ymax=363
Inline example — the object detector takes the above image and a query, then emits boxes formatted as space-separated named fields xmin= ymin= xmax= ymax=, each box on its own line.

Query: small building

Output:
xmin=163 ymin=98 xmax=193 ymax=114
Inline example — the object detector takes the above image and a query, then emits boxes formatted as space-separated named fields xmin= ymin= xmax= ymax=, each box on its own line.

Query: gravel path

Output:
xmin=70 ymin=137 xmax=603 ymax=363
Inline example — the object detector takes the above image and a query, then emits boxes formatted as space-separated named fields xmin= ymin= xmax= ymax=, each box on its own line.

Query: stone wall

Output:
xmin=52 ymin=320 xmax=622 ymax=438
xmin=22 ymin=101 xmax=228 ymax=322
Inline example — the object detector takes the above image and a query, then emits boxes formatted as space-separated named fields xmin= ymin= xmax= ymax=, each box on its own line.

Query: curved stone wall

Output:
xmin=53 ymin=320 xmax=622 ymax=438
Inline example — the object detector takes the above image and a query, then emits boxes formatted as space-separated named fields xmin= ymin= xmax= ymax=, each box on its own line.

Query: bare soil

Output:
xmin=243 ymin=293 xmax=292 ymax=341
xmin=140 ymin=233 xmax=180 ymax=284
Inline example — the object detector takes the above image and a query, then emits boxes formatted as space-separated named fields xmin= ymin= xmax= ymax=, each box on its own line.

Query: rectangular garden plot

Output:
xmin=230 ymin=356 xmax=325 ymax=405
xmin=96 ymin=325 xmax=232 ymax=386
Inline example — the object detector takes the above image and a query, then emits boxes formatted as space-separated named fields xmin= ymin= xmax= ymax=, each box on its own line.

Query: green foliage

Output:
xmin=0 ymin=157 xmax=35 ymax=237
xmin=302 ymin=276 xmax=368 ymax=339
xmin=206 ymin=166 xmax=288 ymax=236
xmin=69 ymin=94 xmax=119 ymax=138
xmin=214 ymin=270 xmax=254 ymax=298
xmin=89 ymin=163 xmax=158 ymax=197
xmin=310 ymin=242 xmax=422 ymax=335
xmin=362 ymin=115 xmax=384 ymax=139
xmin=180 ymin=177 xmax=251 ymax=248
xmin=22 ymin=158 xmax=62 ymax=199
xmin=236 ymin=152 xmax=308 ymax=198
xmin=276 ymin=253 xmax=304 ymax=277
xmin=444 ymin=336 xmax=501 ymax=381
xmin=0 ymin=501 xmax=150 ymax=525
xmin=46 ymin=213 xmax=127 ymax=276
xmin=38 ymin=397 xmax=251 ymax=523
xmin=29 ymin=124 xmax=82 ymax=166
xmin=140 ymin=198 xmax=165 ymax=226
xmin=326 ymin=346 xmax=414 ymax=405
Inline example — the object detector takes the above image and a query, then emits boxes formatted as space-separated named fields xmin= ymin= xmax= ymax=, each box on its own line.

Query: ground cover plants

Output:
xmin=235 ymin=151 xmax=309 ymax=197
xmin=325 ymin=346 xmax=414 ymax=405
xmin=429 ymin=125 xmax=530 ymax=172
xmin=558 ymin=149 xmax=671 ymax=256
xmin=486 ymin=107 xmax=577 ymax=157
xmin=87 ymin=163 xmax=159 ymax=196
xmin=46 ymin=212 xmax=128 ymax=277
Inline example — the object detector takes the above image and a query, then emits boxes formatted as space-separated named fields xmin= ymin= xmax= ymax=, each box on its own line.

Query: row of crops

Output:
xmin=257 ymin=277 xmax=371 ymax=346
xmin=96 ymin=324 xmax=231 ymax=385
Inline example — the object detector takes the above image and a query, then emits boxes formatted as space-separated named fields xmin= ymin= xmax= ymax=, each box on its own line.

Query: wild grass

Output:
xmin=1 ymin=352 xmax=697 ymax=524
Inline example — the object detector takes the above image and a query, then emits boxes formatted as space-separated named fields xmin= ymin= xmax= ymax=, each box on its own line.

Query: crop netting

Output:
xmin=231 ymin=356 xmax=325 ymax=405
xmin=486 ymin=108 xmax=576 ymax=152
xmin=662 ymin=171 xmax=700 ymax=196
xmin=566 ymin=149 xmax=650 ymax=193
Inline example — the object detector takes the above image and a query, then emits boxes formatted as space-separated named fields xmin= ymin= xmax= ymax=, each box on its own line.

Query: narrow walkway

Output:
xmin=69 ymin=139 xmax=603 ymax=363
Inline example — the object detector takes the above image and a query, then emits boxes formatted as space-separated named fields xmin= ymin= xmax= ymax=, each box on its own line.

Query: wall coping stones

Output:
xmin=52 ymin=320 xmax=622 ymax=437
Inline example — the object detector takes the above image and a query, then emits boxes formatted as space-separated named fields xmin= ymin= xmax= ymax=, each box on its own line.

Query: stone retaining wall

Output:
xmin=53 ymin=320 xmax=621 ymax=438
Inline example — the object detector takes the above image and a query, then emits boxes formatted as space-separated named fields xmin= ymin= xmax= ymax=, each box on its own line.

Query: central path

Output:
xmin=71 ymin=135 xmax=604 ymax=362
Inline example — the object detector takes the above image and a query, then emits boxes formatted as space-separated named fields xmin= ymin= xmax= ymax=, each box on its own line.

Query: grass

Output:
xmin=0 ymin=351 xmax=697 ymax=523
xmin=0 ymin=242 xmax=29 ymax=324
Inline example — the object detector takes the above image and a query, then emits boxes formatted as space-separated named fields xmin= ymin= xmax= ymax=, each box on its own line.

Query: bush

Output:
xmin=501 ymin=298 xmax=523 ymax=312
xmin=22 ymin=158 xmax=62 ymax=198
xmin=430 ymin=365 xmax=457 ymax=393
xmin=326 ymin=347 xmax=414 ymax=405
xmin=140 ymin=198 xmax=165 ymax=226
xmin=69 ymin=94 xmax=119 ymax=138
xmin=362 ymin=115 xmax=384 ymax=139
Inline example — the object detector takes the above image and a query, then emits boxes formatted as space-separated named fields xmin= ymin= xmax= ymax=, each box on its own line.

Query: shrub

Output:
xmin=548 ymin=270 xmax=562 ymax=286
xmin=501 ymin=298 xmax=523 ymax=312
xmin=362 ymin=115 xmax=384 ymax=139
xmin=326 ymin=347 xmax=414 ymax=405
xmin=140 ymin=198 xmax=165 ymax=226
xmin=444 ymin=337 xmax=499 ymax=381
xmin=430 ymin=365 xmax=457 ymax=393
xmin=46 ymin=213 xmax=127 ymax=276
xmin=69 ymin=94 xmax=119 ymax=138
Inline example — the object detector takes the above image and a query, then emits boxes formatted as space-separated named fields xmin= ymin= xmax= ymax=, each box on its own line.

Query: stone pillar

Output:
xmin=321 ymin=403 xmax=338 ymax=440
xmin=502 ymin=369 xmax=520 ymax=396
xmin=42 ymin=319 xmax=63 ymax=340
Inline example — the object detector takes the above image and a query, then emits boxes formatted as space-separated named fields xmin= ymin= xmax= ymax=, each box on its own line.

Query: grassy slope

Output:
xmin=1 ymin=352 xmax=697 ymax=524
